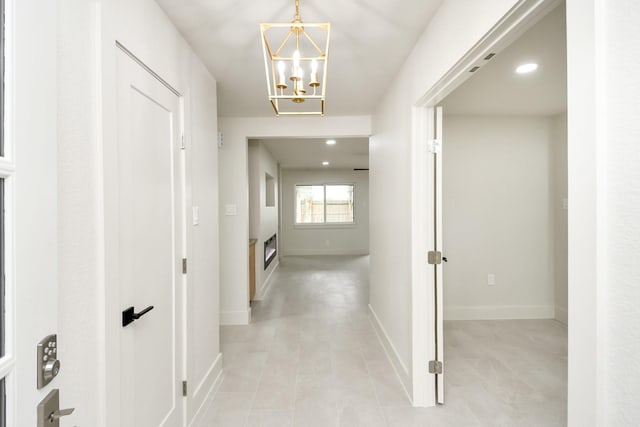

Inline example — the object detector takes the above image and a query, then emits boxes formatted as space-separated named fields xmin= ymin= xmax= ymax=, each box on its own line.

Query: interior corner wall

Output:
xmin=552 ymin=113 xmax=568 ymax=324
xmin=218 ymin=116 xmax=371 ymax=325
xmin=369 ymin=0 xmax=521 ymax=402
xmin=248 ymin=142 xmax=279 ymax=299
xmin=442 ymin=115 xmax=556 ymax=320
xmin=280 ymin=168 xmax=370 ymax=256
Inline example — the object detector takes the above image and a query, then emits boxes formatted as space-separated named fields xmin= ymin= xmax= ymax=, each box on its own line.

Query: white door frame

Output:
xmin=409 ymin=0 xmax=562 ymax=407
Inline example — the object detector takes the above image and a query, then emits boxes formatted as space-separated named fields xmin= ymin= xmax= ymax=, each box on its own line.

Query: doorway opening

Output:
xmin=247 ymin=136 xmax=370 ymax=310
xmin=411 ymin=1 xmax=568 ymax=419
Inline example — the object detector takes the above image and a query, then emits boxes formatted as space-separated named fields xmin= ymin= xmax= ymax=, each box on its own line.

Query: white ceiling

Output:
xmin=155 ymin=0 xmax=443 ymax=117
xmin=442 ymin=4 xmax=567 ymax=115
xmin=258 ymin=137 xmax=369 ymax=169
xmin=157 ymin=2 xmax=566 ymax=168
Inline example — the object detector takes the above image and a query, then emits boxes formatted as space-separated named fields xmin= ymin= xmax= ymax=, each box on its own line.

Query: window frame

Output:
xmin=0 ymin=0 xmax=15 ymax=424
xmin=294 ymin=182 xmax=356 ymax=228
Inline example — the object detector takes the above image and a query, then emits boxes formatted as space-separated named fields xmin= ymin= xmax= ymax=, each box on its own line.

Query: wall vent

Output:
xmin=484 ymin=53 xmax=496 ymax=60
xmin=469 ymin=66 xmax=480 ymax=73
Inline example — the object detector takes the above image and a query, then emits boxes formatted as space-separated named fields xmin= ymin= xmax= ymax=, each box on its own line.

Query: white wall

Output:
xmin=442 ymin=115 xmax=556 ymax=320
xmin=184 ymin=57 xmax=221 ymax=424
xmin=218 ymin=116 xmax=371 ymax=325
xmin=248 ymin=140 xmax=279 ymax=299
xmin=552 ymin=113 xmax=568 ymax=324
xmin=280 ymin=168 xmax=370 ymax=256
xmin=369 ymin=0 xmax=522 ymax=401
xmin=53 ymin=0 xmax=221 ymax=425
xmin=594 ymin=1 xmax=640 ymax=424
xmin=14 ymin=1 xmax=58 ymax=426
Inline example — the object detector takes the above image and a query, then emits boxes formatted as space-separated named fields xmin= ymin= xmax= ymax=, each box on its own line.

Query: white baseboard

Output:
xmin=368 ymin=304 xmax=411 ymax=401
xmin=281 ymin=248 xmax=369 ymax=256
xmin=443 ymin=305 xmax=555 ymax=320
xmin=220 ymin=307 xmax=251 ymax=325
xmin=188 ymin=352 xmax=224 ymax=427
xmin=253 ymin=260 xmax=279 ymax=301
xmin=555 ymin=306 xmax=568 ymax=325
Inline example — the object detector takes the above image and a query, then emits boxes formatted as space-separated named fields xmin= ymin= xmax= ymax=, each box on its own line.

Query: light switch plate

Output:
xmin=192 ymin=206 xmax=200 ymax=226
xmin=225 ymin=204 xmax=237 ymax=216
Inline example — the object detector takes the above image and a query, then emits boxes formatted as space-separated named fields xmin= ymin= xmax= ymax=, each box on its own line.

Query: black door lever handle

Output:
xmin=122 ymin=305 xmax=155 ymax=327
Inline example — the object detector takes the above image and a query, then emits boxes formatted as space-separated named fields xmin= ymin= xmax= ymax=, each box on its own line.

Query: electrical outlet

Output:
xmin=487 ymin=274 xmax=496 ymax=286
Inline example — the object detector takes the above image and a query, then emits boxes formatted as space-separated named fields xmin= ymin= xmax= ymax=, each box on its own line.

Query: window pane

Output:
xmin=0 ymin=377 xmax=4 ymax=427
xmin=0 ymin=179 xmax=3 ymax=358
xmin=295 ymin=185 xmax=324 ymax=223
xmin=326 ymin=184 xmax=354 ymax=223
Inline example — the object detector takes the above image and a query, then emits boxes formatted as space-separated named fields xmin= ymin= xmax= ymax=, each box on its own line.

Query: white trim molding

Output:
xmin=252 ymin=260 xmax=279 ymax=301
xmin=188 ymin=353 xmax=224 ymax=427
xmin=444 ymin=305 xmax=555 ymax=320
xmin=281 ymin=249 xmax=369 ymax=256
xmin=554 ymin=307 xmax=568 ymax=325
xmin=220 ymin=308 xmax=251 ymax=325
xmin=368 ymin=305 xmax=411 ymax=402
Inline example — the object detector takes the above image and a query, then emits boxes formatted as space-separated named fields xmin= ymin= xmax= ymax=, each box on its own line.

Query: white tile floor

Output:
xmin=197 ymin=255 xmax=567 ymax=426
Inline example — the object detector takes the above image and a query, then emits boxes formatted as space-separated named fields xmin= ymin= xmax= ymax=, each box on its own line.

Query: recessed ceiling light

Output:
xmin=516 ymin=63 xmax=538 ymax=74
xmin=322 ymin=161 xmax=330 ymax=166
xmin=326 ymin=139 xmax=336 ymax=145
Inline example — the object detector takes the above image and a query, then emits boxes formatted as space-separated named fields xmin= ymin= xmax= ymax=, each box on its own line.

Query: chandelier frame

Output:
xmin=260 ymin=1 xmax=330 ymax=116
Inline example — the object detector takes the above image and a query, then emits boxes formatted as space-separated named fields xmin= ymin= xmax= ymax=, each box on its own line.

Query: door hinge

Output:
xmin=182 ymin=380 xmax=188 ymax=396
xmin=182 ymin=258 xmax=187 ymax=274
xmin=181 ymin=133 xmax=186 ymax=150
xmin=428 ymin=251 xmax=442 ymax=265
xmin=428 ymin=360 xmax=443 ymax=375
xmin=428 ymin=139 xmax=441 ymax=153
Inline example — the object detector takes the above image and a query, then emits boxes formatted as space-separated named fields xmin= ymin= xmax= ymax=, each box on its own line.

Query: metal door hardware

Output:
xmin=37 ymin=334 xmax=60 ymax=389
xmin=122 ymin=305 xmax=154 ymax=327
xmin=429 ymin=360 xmax=443 ymax=374
xmin=37 ymin=389 xmax=75 ymax=427
xmin=428 ymin=251 xmax=442 ymax=265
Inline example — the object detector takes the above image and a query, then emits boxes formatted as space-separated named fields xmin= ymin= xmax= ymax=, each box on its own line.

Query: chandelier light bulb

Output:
xmin=310 ymin=59 xmax=320 ymax=87
xmin=277 ymin=61 xmax=287 ymax=88
xmin=298 ymin=68 xmax=306 ymax=94
xmin=292 ymin=50 xmax=301 ymax=80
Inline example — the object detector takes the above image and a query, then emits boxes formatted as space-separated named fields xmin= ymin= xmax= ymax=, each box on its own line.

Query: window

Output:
xmin=295 ymin=184 xmax=354 ymax=225
xmin=0 ymin=0 xmax=10 ymax=425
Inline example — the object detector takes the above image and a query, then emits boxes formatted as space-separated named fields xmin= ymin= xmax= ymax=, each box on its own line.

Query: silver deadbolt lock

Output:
xmin=37 ymin=334 xmax=60 ymax=389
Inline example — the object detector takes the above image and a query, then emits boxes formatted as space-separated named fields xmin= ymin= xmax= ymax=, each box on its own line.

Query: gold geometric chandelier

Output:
xmin=260 ymin=0 xmax=330 ymax=116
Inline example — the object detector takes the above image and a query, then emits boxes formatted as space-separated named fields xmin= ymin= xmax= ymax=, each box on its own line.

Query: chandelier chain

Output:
xmin=294 ymin=0 xmax=301 ymax=22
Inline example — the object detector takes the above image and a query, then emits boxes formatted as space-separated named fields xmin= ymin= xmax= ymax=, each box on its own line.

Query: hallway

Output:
xmin=197 ymin=256 xmax=567 ymax=426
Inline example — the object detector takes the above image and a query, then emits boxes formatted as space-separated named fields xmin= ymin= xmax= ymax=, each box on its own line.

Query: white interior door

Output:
xmin=430 ymin=105 xmax=444 ymax=404
xmin=116 ymin=48 xmax=184 ymax=427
